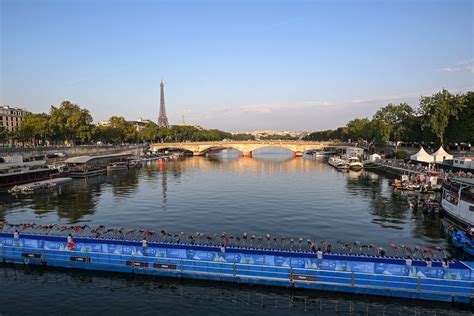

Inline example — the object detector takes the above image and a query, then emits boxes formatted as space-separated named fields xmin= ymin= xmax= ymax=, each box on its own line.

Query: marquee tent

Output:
xmin=409 ymin=147 xmax=434 ymax=163
xmin=431 ymin=146 xmax=453 ymax=163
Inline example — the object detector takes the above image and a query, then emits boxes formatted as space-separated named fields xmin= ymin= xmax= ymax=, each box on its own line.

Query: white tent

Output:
xmin=431 ymin=146 xmax=453 ymax=163
xmin=368 ymin=153 xmax=381 ymax=161
xmin=410 ymin=147 xmax=434 ymax=163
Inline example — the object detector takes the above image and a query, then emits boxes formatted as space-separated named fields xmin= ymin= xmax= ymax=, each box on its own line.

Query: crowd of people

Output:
xmin=379 ymin=159 xmax=473 ymax=179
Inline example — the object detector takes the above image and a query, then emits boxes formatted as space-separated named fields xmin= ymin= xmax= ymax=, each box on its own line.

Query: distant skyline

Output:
xmin=1 ymin=0 xmax=473 ymax=131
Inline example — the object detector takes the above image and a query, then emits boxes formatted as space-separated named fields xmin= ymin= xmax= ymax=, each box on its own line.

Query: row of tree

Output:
xmin=4 ymin=89 xmax=471 ymax=147
xmin=304 ymin=89 xmax=473 ymax=147
xmin=6 ymin=101 xmax=255 ymax=146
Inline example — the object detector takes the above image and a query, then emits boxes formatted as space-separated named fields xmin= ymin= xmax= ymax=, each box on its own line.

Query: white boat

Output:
xmin=310 ymin=148 xmax=338 ymax=157
xmin=348 ymin=156 xmax=364 ymax=171
xmin=441 ymin=178 xmax=474 ymax=225
xmin=106 ymin=162 xmax=129 ymax=173
xmin=8 ymin=177 xmax=73 ymax=194
xmin=328 ymin=157 xmax=349 ymax=170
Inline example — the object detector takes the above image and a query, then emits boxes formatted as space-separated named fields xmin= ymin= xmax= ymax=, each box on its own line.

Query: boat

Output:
xmin=310 ymin=148 xmax=338 ymax=157
xmin=441 ymin=177 xmax=474 ymax=225
xmin=0 ymin=155 xmax=68 ymax=191
xmin=8 ymin=177 xmax=73 ymax=194
xmin=65 ymin=153 xmax=131 ymax=178
xmin=347 ymin=156 xmax=364 ymax=171
xmin=106 ymin=162 xmax=129 ymax=173
xmin=328 ymin=157 xmax=349 ymax=170
xmin=448 ymin=228 xmax=474 ymax=256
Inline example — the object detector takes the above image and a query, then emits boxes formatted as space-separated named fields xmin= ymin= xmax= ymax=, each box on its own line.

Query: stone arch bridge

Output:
xmin=150 ymin=141 xmax=351 ymax=157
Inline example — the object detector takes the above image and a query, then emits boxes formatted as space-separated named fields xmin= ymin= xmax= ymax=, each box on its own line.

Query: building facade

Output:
xmin=0 ymin=105 xmax=29 ymax=132
xmin=129 ymin=118 xmax=153 ymax=132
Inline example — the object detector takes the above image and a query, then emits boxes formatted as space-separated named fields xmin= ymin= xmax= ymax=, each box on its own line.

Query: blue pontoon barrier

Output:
xmin=1 ymin=232 xmax=473 ymax=303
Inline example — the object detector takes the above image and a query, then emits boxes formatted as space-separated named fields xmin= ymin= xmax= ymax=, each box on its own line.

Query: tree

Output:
xmin=49 ymin=101 xmax=93 ymax=144
xmin=373 ymin=103 xmax=414 ymax=151
xmin=347 ymin=118 xmax=371 ymax=141
xmin=16 ymin=113 xmax=50 ymax=146
xmin=0 ymin=127 xmax=8 ymax=145
xmin=138 ymin=122 xmax=159 ymax=142
xmin=444 ymin=91 xmax=474 ymax=144
xmin=231 ymin=133 xmax=255 ymax=141
xmin=419 ymin=89 xmax=465 ymax=145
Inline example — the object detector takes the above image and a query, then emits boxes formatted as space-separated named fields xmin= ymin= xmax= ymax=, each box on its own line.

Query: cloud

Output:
xmin=465 ymin=65 xmax=474 ymax=73
xmin=440 ymin=67 xmax=463 ymax=72
xmin=240 ymin=105 xmax=273 ymax=113
xmin=439 ymin=59 xmax=474 ymax=73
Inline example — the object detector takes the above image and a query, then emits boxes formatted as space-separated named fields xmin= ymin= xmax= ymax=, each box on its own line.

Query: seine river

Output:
xmin=0 ymin=149 xmax=471 ymax=315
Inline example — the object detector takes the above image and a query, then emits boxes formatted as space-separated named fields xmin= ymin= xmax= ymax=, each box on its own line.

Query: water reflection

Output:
xmin=0 ymin=154 xmax=451 ymax=254
xmin=0 ymin=264 xmax=470 ymax=315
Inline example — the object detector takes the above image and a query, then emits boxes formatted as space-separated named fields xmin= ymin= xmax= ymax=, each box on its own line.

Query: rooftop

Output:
xmin=64 ymin=153 xmax=130 ymax=164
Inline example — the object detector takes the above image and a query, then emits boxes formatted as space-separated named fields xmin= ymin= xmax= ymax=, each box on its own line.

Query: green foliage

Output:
xmin=9 ymin=89 xmax=473 ymax=147
xmin=419 ymin=89 xmax=465 ymax=145
xmin=394 ymin=150 xmax=408 ymax=160
xmin=303 ymin=127 xmax=348 ymax=141
xmin=0 ymin=127 xmax=9 ymax=144
xmin=347 ymin=118 xmax=372 ymax=141
xmin=135 ymin=124 xmax=234 ymax=143
xmin=16 ymin=113 xmax=50 ymax=145
xmin=373 ymin=103 xmax=414 ymax=142
xmin=231 ymin=133 xmax=255 ymax=141
xmin=444 ymin=91 xmax=474 ymax=143
xmin=49 ymin=101 xmax=93 ymax=144
xmin=259 ymin=134 xmax=297 ymax=140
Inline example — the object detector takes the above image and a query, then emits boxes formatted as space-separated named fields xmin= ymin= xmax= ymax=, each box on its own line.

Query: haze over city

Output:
xmin=1 ymin=0 xmax=473 ymax=131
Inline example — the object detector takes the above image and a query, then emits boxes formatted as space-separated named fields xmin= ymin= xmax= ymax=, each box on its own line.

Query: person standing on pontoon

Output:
xmin=425 ymin=257 xmax=432 ymax=268
xmin=316 ymin=248 xmax=323 ymax=260
xmin=13 ymin=230 xmax=20 ymax=246
xmin=142 ymin=238 xmax=148 ymax=255
xmin=67 ymin=234 xmax=75 ymax=251
xmin=442 ymin=258 xmax=449 ymax=268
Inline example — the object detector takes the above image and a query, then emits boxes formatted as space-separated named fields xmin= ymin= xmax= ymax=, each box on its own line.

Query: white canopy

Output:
xmin=410 ymin=147 xmax=434 ymax=163
xmin=368 ymin=153 xmax=381 ymax=161
xmin=430 ymin=146 xmax=453 ymax=163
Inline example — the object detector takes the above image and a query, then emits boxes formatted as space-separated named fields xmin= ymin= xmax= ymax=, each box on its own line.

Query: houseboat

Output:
xmin=0 ymin=155 xmax=60 ymax=191
xmin=441 ymin=177 xmax=474 ymax=225
xmin=106 ymin=162 xmax=129 ymax=173
xmin=65 ymin=153 xmax=131 ymax=178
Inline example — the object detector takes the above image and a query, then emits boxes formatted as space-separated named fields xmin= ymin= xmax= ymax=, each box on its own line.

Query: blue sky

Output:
xmin=1 ymin=0 xmax=472 ymax=131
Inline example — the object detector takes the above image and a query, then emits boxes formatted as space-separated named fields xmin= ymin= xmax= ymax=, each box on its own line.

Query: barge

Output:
xmin=1 ymin=232 xmax=473 ymax=304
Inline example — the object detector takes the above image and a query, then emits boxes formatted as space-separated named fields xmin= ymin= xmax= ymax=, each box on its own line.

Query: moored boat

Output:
xmin=347 ymin=156 xmax=363 ymax=171
xmin=107 ymin=162 xmax=129 ymax=173
xmin=448 ymin=228 xmax=474 ymax=256
xmin=441 ymin=178 xmax=474 ymax=225
xmin=0 ymin=155 xmax=68 ymax=191
xmin=328 ymin=157 xmax=349 ymax=170
xmin=8 ymin=177 xmax=73 ymax=194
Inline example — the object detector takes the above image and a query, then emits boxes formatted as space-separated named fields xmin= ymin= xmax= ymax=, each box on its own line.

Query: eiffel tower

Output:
xmin=157 ymin=79 xmax=169 ymax=127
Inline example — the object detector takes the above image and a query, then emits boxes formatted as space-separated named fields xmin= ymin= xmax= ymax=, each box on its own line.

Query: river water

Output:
xmin=0 ymin=149 xmax=471 ymax=315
